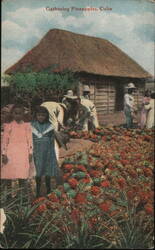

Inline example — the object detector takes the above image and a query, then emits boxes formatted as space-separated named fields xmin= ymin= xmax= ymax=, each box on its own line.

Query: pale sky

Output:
xmin=2 ymin=0 xmax=155 ymax=76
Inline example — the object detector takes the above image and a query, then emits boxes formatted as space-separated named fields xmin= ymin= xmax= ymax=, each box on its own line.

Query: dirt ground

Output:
xmin=59 ymin=138 xmax=94 ymax=164
xmin=99 ymin=111 xmax=140 ymax=127
xmin=100 ymin=111 xmax=126 ymax=126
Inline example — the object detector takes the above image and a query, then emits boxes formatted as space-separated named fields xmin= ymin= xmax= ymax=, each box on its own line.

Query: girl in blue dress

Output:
xmin=31 ymin=106 xmax=60 ymax=197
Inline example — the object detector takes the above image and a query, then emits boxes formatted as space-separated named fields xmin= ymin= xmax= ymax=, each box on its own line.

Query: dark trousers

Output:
xmin=124 ymin=107 xmax=133 ymax=128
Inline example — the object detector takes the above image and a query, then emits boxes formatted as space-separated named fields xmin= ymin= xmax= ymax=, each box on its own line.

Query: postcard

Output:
xmin=1 ymin=0 xmax=154 ymax=249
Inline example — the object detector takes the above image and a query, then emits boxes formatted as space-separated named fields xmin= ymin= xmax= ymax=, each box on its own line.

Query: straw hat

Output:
xmin=63 ymin=89 xmax=78 ymax=99
xmin=66 ymin=90 xmax=74 ymax=96
xmin=125 ymin=83 xmax=136 ymax=89
xmin=83 ymin=85 xmax=90 ymax=92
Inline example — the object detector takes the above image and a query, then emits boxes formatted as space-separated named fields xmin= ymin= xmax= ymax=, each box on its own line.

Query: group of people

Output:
xmin=1 ymin=86 xmax=100 ymax=200
xmin=62 ymin=87 xmax=99 ymax=131
xmin=124 ymin=82 xmax=154 ymax=129
xmin=1 ymin=83 xmax=154 ymax=201
xmin=1 ymin=104 xmax=61 ymax=199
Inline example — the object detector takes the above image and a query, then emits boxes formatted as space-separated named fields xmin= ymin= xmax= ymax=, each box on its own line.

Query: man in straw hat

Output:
xmin=124 ymin=82 xmax=137 ymax=128
xmin=66 ymin=95 xmax=99 ymax=131
xmin=62 ymin=89 xmax=79 ymax=124
xmin=81 ymin=85 xmax=91 ymax=100
xmin=62 ymin=89 xmax=77 ymax=106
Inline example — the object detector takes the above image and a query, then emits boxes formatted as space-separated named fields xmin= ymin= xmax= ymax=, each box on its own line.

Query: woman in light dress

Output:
xmin=144 ymin=92 xmax=155 ymax=129
xmin=140 ymin=90 xmax=151 ymax=129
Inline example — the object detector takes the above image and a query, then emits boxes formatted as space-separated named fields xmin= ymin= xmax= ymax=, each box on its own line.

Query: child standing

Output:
xmin=31 ymin=106 xmax=61 ymax=197
xmin=1 ymin=104 xmax=33 ymax=199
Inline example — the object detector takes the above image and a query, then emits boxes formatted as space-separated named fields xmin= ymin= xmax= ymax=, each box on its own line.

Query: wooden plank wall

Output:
xmin=79 ymin=78 xmax=116 ymax=124
xmin=133 ymin=86 xmax=145 ymax=108
xmin=79 ymin=75 xmax=145 ymax=125
xmin=92 ymin=80 xmax=115 ymax=124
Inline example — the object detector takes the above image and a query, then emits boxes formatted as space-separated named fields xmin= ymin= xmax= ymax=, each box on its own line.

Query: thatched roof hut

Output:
xmin=5 ymin=28 xmax=151 ymax=78
xmin=5 ymin=29 xmax=152 ymax=123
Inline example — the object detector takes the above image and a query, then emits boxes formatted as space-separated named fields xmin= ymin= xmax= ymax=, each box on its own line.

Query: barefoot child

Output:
xmin=1 ymin=104 xmax=33 ymax=199
xmin=31 ymin=106 xmax=60 ymax=197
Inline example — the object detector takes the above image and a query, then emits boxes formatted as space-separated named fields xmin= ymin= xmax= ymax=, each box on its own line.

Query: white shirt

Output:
xmin=80 ymin=98 xmax=97 ymax=116
xmin=41 ymin=102 xmax=64 ymax=131
xmin=124 ymin=93 xmax=134 ymax=111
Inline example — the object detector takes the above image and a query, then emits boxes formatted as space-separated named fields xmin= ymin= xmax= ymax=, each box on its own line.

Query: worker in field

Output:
xmin=124 ymin=83 xmax=137 ymax=129
xmin=67 ymin=96 xmax=99 ymax=131
xmin=62 ymin=90 xmax=79 ymax=127
xmin=80 ymin=85 xmax=99 ymax=129
xmin=62 ymin=89 xmax=76 ymax=107
xmin=81 ymin=85 xmax=91 ymax=100
xmin=80 ymin=97 xmax=99 ymax=130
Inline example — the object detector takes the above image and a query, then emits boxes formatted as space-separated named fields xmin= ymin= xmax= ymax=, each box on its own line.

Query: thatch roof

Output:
xmin=5 ymin=29 xmax=151 ymax=78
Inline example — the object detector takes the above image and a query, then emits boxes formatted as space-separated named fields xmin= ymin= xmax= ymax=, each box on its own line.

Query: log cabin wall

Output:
xmin=78 ymin=73 xmax=145 ymax=124
xmin=93 ymin=80 xmax=116 ymax=124
xmin=133 ymin=82 xmax=145 ymax=108
xmin=79 ymin=74 xmax=116 ymax=124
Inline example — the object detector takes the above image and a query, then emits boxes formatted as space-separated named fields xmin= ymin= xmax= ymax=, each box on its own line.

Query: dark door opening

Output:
xmin=115 ymin=84 xmax=124 ymax=111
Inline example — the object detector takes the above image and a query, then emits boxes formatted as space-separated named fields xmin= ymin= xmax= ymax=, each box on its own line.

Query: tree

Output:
xmin=3 ymin=67 xmax=79 ymax=104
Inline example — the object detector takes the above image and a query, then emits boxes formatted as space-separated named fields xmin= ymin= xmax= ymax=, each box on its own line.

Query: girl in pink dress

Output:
xmin=1 ymin=104 xmax=33 ymax=200
xmin=140 ymin=90 xmax=151 ymax=129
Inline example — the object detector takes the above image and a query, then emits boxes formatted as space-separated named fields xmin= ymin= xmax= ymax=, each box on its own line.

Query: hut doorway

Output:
xmin=115 ymin=84 xmax=124 ymax=111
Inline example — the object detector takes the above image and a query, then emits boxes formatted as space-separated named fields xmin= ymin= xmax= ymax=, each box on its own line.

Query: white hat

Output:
xmin=83 ymin=85 xmax=90 ymax=92
xmin=63 ymin=95 xmax=78 ymax=99
xmin=63 ymin=89 xmax=78 ymax=99
xmin=126 ymin=83 xmax=136 ymax=89
xmin=64 ymin=89 xmax=77 ymax=99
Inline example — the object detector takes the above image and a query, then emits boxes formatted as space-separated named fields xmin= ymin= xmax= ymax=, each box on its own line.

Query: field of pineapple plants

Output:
xmin=0 ymin=127 xmax=154 ymax=249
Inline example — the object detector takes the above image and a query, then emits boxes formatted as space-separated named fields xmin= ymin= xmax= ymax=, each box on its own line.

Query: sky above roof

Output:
xmin=2 ymin=0 xmax=155 ymax=76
